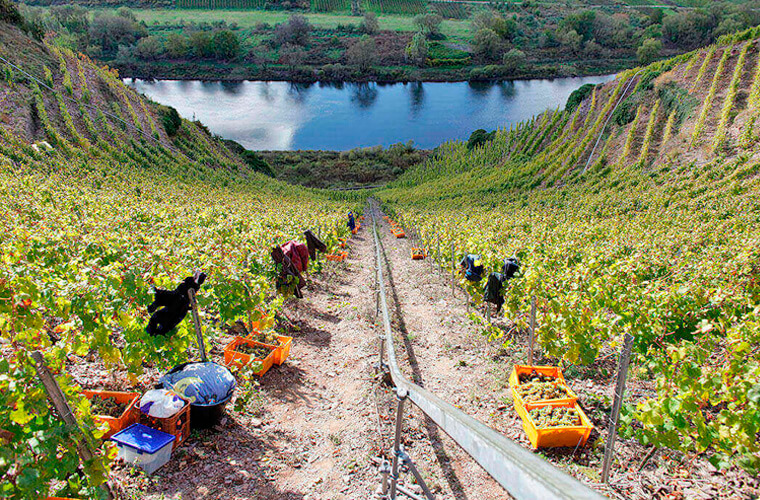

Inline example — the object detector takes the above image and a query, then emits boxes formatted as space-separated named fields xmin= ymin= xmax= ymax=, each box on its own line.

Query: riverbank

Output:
xmin=117 ymin=58 xmax=633 ymax=84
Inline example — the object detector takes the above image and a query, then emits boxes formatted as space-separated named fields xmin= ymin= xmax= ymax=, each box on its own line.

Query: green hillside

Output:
xmin=377 ymin=27 xmax=760 ymax=475
xmin=0 ymin=12 xmax=357 ymax=499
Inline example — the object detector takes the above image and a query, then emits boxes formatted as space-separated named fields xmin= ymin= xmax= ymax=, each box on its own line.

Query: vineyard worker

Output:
xmin=460 ymin=254 xmax=484 ymax=282
xmin=348 ymin=211 xmax=356 ymax=232
xmin=272 ymin=240 xmax=309 ymax=298
xmin=483 ymin=257 xmax=520 ymax=313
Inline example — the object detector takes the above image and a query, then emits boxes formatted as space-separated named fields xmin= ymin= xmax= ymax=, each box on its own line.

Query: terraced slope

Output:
xmin=0 ymin=18 xmax=359 ymax=500
xmin=378 ymin=27 xmax=760 ymax=481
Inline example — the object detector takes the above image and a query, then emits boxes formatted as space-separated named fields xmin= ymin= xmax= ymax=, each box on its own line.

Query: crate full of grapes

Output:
xmin=521 ymin=400 xmax=593 ymax=449
xmin=508 ymin=365 xmax=577 ymax=420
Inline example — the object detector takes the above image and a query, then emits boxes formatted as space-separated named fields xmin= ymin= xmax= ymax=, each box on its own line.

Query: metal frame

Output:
xmin=371 ymin=207 xmax=606 ymax=500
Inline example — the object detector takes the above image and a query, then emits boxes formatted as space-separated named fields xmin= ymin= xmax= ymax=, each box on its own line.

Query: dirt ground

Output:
xmin=113 ymin=209 xmax=760 ymax=500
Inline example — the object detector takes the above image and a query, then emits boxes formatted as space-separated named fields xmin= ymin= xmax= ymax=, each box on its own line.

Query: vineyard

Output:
xmin=3 ymin=0 xmax=760 ymax=497
xmin=378 ymin=27 xmax=760 ymax=477
xmin=0 ymin=19 xmax=356 ymax=499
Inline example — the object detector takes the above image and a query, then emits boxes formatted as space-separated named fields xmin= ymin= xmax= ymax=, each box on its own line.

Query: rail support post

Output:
xmin=379 ymin=459 xmax=391 ymax=497
xmin=399 ymin=446 xmax=436 ymax=500
xmin=389 ymin=387 xmax=409 ymax=499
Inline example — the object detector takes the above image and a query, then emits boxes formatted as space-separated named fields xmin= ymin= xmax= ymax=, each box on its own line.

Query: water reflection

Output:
xmin=409 ymin=82 xmax=424 ymax=118
xmin=350 ymin=83 xmax=378 ymax=109
xmin=127 ymin=75 xmax=614 ymax=151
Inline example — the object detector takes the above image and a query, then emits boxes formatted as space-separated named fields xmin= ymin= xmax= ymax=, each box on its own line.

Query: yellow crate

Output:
xmin=521 ymin=400 xmax=593 ymax=449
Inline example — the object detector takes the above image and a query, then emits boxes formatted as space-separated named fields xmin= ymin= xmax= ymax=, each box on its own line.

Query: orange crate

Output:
xmin=224 ymin=336 xmax=277 ymax=375
xmin=508 ymin=365 xmax=577 ymax=421
xmin=273 ymin=335 xmax=292 ymax=365
xmin=521 ymin=400 xmax=593 ymax=449
xmin=245 ymin=334 xmax=292 ymax=366
xmin=394 ymin=230 xmax=406 ymax=238
xmin=411 ymin=248 xmax=426 ymax=260
xmin=138 ymin=397 xmax=191 ymax=450
xmin=352 ymin=228 xmax=358 ymax=235
xmin=82 ymin=390 xmax=140 ymax=439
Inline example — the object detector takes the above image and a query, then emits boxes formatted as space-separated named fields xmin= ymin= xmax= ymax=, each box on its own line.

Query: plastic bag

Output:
xmin=139 ymin=389 xmax=185 ymax=418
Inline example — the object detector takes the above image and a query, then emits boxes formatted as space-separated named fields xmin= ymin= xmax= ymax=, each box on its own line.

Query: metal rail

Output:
xmin=370 ymin=206 xmax=606 ymax=500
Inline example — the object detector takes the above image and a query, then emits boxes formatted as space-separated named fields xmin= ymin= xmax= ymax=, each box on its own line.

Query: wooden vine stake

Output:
xmin=528 ymin=295 xmax=537 ymax=365
xmin=436 ymin=234 xmax=441 ymax=272
xmin=601 ymin=333 xmax=635 ymax=484
xmin=187 ymin=288 xmax=207 ymax=362
xmin=450 ymin=242 xmax=455 ymax=296
xmin=31 ymin=351 xmax=115 ymax=500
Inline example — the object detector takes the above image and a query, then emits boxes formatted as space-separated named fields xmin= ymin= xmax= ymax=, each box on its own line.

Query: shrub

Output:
xmin=502 ymin=48 xmax=526 ymax=74
xmin=467 ymin=128 xmax=495 ymax=149
xmin=565 ymin=83 xmax=594 ymax=112
xmin=159 ymin=105 xmax=182 ymax=136
xmin=275 ymin=14 xmax=312 ymax=47
xmin=637 ymin=38 xmax=662 ymax=65
xmin=0 ymin=0 xmax=23 ymax=27
xmin=360 ymin=12 xmax=379 ymax=35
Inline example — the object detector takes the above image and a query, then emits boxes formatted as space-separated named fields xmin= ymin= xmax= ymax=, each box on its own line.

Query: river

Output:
xmin=126 ymin=76 xmax=614 ymax=151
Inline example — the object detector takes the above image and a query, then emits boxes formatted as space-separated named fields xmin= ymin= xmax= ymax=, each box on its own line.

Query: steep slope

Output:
xmin=0 ymin=14 xmax=360 ymax=500
xmin=377 ymin=27 xmax=760 ymax=495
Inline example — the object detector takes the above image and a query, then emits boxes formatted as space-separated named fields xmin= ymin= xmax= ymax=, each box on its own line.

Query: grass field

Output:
xmin=95 ymin=8 xmax=476 ymax=40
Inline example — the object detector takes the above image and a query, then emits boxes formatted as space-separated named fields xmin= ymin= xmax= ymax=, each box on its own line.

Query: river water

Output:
xmin=126 ymin=76 xmax=614 ymax=151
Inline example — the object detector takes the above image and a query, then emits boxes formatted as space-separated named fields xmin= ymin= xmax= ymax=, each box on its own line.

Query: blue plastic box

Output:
xmin=111 ymin=423 xmax=175 ymax=474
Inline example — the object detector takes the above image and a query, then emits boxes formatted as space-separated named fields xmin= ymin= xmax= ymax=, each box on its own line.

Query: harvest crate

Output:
xmin=521 ymin=400 xmax=593 ymax=449
xmin=223 ymin=336 xmax=277 ymax=375
xmin=82 ymin=390 xmax=140 ymax=439
xmin=394 ymin=230 xmax=406 ymax=238
xmin=245 ymin=333 xmax=292 ymax=366
xmin=326 ymin=251 xmax=348 ymax=262
xmin=508 ymin=365 xmax=577 ymax=420
xmin=138 ymin=397 xmax=191 ymax=451
xmin=411 ymin=248 xmax=426 ymax=260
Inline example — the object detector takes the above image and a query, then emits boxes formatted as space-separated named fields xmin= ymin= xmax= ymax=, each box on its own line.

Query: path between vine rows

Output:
xmin=117 ymin=214 xmax=760 ymax=500
xmin=118 ymin=214 xmax=508 ymax=500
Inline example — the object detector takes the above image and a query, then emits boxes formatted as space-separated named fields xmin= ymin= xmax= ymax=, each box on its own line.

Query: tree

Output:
xmin=556 ymin=28 xmax=583 ymax=54
xmin=473 ymin=28 xmax=506 ymax=62
xmin=560 ymin=10 xmax=596 ymax=41
xmin=405 ymin=32 xmax=428 ymax=67
xmin=360 ymin=12 xmax=379 ymax=35
xmin=346 ymin=35 xmax=377 ymax=71
xmin=89 ymin=12 xmax=146 ymax=54
xmin=190 ymin=31 xmax=214 ymax=58
xmin=413 ymin=14 xmax=442 ymax=38
xmin=166 ymin=33 xmax=190 ymax=59
xmin=274 ymin=14 xmax=312 ymax=47
xmin=212 ymin=30 xmax=241 ymax=60
xmin=490 ymin=16 xmax=517 ymax=41
xmin=637 ymin=38 xmax=662 ymax=65
xmin=50 ymin=5 xmax=89 ymax=34
xmin=502 ymin=48 xmax=525 ymax=73
xmin=135 ymin=36 xmax=164 ymax=60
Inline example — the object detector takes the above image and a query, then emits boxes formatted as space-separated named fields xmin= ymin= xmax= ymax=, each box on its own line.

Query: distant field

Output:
xmin=100 ymin=8 xmax=476 ymax=39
